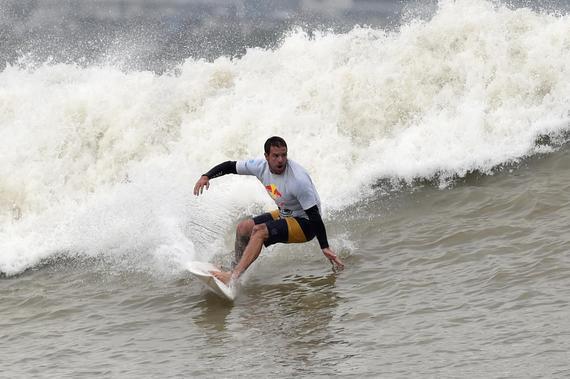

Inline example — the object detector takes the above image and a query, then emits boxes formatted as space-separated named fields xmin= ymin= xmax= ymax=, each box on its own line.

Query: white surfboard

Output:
xmin=187 ymin=261 xmax=236 ymax=301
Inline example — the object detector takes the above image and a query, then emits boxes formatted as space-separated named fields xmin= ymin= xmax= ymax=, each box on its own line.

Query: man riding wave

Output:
xmin=193 ymin=136 xmax=344 ymax=285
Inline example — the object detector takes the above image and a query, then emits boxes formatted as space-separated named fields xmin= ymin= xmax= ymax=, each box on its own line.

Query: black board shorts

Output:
xmin=253 ymin=210 xmax=315 ymax=247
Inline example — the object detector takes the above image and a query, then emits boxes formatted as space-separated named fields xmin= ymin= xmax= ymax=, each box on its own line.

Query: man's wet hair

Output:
xmin=264 ymin=136 xmax=287 ymax=154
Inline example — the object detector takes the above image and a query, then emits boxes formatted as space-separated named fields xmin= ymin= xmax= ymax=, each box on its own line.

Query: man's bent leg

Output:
xmin=213 ymin=224 xmax=269 ymax=285
xmin=232 ymin=218 xmax=255 ymax=269
xmin=232 ymin=224 xmax=269 ymax=279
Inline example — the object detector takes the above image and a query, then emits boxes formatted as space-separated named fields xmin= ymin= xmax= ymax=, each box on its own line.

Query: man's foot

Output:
xmin=211 ymin=270 xmax=232 ymax=286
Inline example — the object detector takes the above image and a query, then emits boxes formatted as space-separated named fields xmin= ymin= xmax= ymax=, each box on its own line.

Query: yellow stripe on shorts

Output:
xmin=285 ymin=217 xmax=307 ymax=243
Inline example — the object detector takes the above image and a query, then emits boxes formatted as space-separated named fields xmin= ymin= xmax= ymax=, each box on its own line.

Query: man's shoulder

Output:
xmin=286 ymin=160 xmax=314 ymax=187
xmin=242 ymin=158 xmax=267 ymax=166
xmin=236 ymin=158 xmax=267 ymax=175
xmin=287 ymin=160 xmax=319 ymax=206
xmin=287 ymin=159 xmax=311 ymax=176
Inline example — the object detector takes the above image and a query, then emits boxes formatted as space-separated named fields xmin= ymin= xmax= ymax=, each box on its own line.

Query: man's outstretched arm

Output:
xmin=193 ymin=161 xmax=237 ymax=196
xmin=305 ymin=205 xmax=345 ymax=271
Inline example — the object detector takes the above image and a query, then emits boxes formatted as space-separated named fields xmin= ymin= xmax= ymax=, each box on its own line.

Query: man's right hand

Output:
xmin=193 ymin=175 xmax=210 ymax=196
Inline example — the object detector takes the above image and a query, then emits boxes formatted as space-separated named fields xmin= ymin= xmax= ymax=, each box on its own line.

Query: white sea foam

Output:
xmin=1 ymin=0 xmax=569 ymax=275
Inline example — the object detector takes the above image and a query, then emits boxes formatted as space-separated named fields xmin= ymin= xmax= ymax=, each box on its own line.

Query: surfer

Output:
xmin=193 ymin=136 xmax=344 ymax=285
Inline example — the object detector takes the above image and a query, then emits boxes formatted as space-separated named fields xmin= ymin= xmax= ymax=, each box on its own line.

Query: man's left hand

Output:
xmin=322 ymin=247 xmax=345 ymax=271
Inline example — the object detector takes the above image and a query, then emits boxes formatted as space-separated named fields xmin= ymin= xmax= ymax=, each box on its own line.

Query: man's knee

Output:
xmin=236 ymin=218 xmax=255 ymax=237
xmin=251 ymin=224 xmax=269 ymax=240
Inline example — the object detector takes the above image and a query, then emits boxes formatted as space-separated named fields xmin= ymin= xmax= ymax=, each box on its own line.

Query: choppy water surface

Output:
xmin=2 ymin=0 xmax=570 ymax=377
xmin=3 ymin=149 xmax=570 ymax=377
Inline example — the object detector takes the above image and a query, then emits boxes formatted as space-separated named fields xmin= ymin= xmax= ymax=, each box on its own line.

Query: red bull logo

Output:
xmin=265 ymin=184 xmax=282 ymax=199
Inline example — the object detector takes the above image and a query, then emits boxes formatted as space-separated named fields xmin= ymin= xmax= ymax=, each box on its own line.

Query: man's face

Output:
xmin=265 ymin=145 xmax=288 ymax=174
